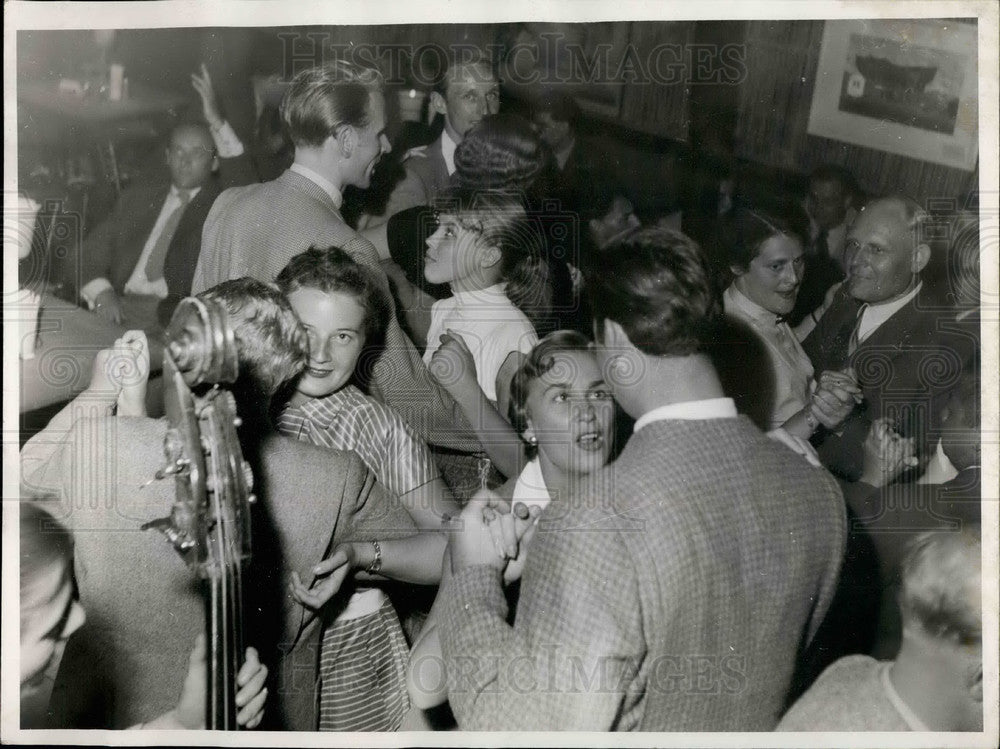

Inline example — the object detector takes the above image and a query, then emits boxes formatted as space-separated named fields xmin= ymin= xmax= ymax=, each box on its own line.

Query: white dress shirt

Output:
xmin=290 ymin=162 xmax=344 ymax=208
xmin=441 ymin=129 xmax=459 ymax=176
xmin=634 ymin=398 xmax=737 ymax=432
xmin=856 ymin=282 xmax=922 ymax=345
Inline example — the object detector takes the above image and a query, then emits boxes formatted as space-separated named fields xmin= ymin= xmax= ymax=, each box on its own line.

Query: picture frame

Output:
xmin=807 ymin=18 xmax=978 ymax=171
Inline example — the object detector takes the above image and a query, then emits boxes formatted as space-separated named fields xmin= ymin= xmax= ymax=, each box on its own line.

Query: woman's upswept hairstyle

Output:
xmin=434 ymin=186 xmax=551 ymax=327
xmin=453 ymin=113 xmax=548 ymax=192
xmin=586 ymin=226 xmax=721 ymax=357
xmin=280 ymin=60 xmax=385 ymax=148
xmin=508 ymin=330 xmax=592 ymax=458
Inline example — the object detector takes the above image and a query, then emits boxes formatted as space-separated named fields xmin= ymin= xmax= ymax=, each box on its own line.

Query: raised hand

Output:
xmin=448 ymin=489 xmax=540 ymax=575
xmin=495 ymin=500 xmax=543 ymax=585
xmin=191 ymin=63 xmax=224 ymax=129
xmin=428 ymin=329 xmax=479 ymax=397
xmin=115 ymin=329 xmax=151 ymax=416
xmin=288 ymin=545 xmax=356 ymax=612
xmin=87 ymin=332 xmax=145 ymax=411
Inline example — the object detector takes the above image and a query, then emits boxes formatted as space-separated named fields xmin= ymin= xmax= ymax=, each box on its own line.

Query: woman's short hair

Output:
xmin=586 ymin=227 xmax=721 ymax=357
xmin=453 ymin=113 xmax=548 ymax=192
xmin=275 ymin=246 xmax=391 ymax=345
xmin=717 ymin=202 xmax=809 ymax=273
xmin=280 ymin=60 xmax=385 ymax=148
xmin=508 ymin=330 xmax=593 ymax=456
xmin=899 ymin=528 xmax=981 ymax=646
xmin=197 ymin=278 xmax=309 ymax=408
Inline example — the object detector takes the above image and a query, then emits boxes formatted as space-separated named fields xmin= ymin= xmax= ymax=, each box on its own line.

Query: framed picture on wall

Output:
xmin=807 ymin=18 xmax=978 ymax=171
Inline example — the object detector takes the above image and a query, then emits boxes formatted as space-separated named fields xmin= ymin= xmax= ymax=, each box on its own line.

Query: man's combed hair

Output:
xmin=280 ymin=60 xmax=385 ymax=148
xmin=197 ymin=278 xmax=308 ymax=407
xmin=276 ymin=246 xmax=391 ymax=344
xmin=899 ymin=528 xmax=982 ymax=646
xmin=586 ymin=227 xmax=721 ymax=356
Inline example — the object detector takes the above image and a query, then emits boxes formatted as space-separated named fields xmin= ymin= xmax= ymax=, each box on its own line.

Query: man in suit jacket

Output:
xmin=193 ymin=61 xmax=481 ymax=454
xmin=21 ymin=279 xmax=417 ymax=730
xmin=363 ymin=51 xmax=500 ymax=229
xmin=80 ymin=66 xmax=256 ymax=333
xmin=802 ymin=196 xmax=974 ymax=481
xmin=438 ymin=227 xmax=846 ymax=730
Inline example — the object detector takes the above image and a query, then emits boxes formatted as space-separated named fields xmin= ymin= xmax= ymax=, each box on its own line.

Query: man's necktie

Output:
xmin=848 ymin=303 xmax=869 ymax=356
xmin=144 ymin=189 xmax=191 ymax=282
xmin=815 ymin=229 xmax=829 ymax=259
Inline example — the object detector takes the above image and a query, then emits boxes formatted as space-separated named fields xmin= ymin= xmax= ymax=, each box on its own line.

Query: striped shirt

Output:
xmin=277 ymin=384 xmax=439 ymax=498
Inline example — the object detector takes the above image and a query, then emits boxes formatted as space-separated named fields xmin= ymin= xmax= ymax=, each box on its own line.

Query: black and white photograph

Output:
xmin=2 ymin=0 xmax=997 ymax=746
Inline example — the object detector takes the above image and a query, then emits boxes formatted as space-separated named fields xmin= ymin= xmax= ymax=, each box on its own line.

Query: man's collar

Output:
xmin=441 ymin=129 xmax=459 ymax=176
xmin=290 ymin=163 xmax=343 ymax=208
xmin=634 ymin=398 xmax=737 ymax=432
xmin=169 ymin=184 xmax=202 ymax=200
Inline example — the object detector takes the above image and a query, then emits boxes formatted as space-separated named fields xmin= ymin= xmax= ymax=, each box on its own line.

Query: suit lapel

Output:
xmin=429 ymin=135 xmax=449 ymax=189
xmin=114 ymin=183 xmax=172 ymax=289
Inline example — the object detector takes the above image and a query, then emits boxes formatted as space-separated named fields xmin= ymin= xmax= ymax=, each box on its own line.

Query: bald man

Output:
xmin=802 ymin=196 xmax=975 ymax=481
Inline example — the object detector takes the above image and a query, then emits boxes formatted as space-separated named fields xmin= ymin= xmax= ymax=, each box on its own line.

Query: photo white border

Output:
xmin=3 ymin=1 xmax=997 ymax=747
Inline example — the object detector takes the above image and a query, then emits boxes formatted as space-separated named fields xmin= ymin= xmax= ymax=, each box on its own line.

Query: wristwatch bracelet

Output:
xmin=365 ymin=539 xmax=382 ymax=575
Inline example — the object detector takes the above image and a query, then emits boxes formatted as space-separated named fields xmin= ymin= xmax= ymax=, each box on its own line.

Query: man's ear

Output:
xmin=729 ymin=263 xmax=746 ymax=277
xmin=336 ymin=125 xmax=356 ymax=158
xmin=913 ymin=242 xmax=931 ymax=275
xmin=601 ymin=317 xmax=632 ymax=352
xmin=430 ymin=91 xmax=448 ymax=118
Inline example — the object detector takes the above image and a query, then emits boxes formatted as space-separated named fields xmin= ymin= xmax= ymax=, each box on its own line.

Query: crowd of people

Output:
xmin=18 ymin=48 xmax=984 ymax=734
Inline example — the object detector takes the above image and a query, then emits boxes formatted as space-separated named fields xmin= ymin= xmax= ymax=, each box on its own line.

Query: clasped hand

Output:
xmin=448 ymin=489 xmax=542 ymax=583
xmin=811 ymin=367 xmax=863 ymax=429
